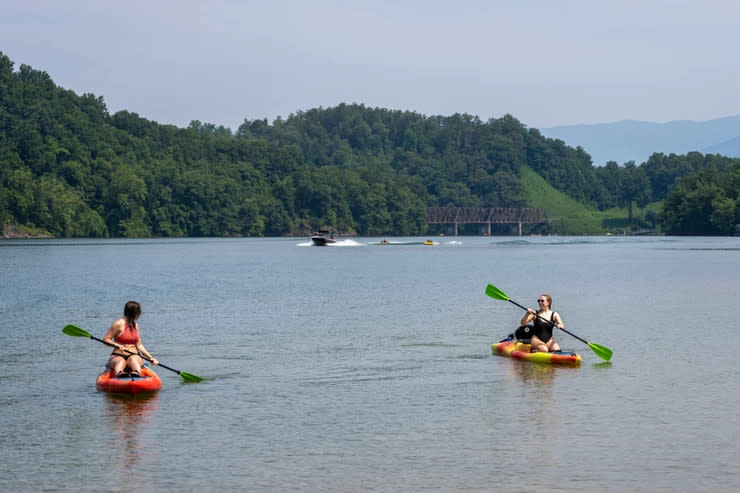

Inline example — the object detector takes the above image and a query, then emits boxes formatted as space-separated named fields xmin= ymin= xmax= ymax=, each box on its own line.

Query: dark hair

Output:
xmin=123 ymin=301 xmax=141 ymax=326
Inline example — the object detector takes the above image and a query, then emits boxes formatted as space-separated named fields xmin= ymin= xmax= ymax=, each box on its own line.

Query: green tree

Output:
xmin=106 ymin=166 xmax=150 ymax=236
xmin=661 ymin=165 xmax=738 ymax=235
xmin=619 ymin=162 xmax=651 ymax=223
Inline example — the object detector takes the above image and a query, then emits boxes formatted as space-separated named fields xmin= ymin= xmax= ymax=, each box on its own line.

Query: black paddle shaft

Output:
xmin=506 ymin=298 xmax=589 ymax=345
xmin=89 ymin=334 xmax=184 ymax=376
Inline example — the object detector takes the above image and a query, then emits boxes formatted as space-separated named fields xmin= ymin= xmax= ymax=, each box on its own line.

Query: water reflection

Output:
xmin=592 ymin=361 xmax=613 ymax=369
xmin=489 ymin=360 xmax=581 ymax=485
xmin=103 ymin=393 xmax=159 ymax=473
xmin=505 ymin=363 xmax=558 ymax=428
xmin=501 ymin=360 xmax=560 ymax=385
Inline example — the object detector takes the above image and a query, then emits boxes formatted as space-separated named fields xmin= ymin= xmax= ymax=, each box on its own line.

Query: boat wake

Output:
xmin=297 ymin=239 xmax=465 ymax=247
xmin=332 ymin=239 xmax=363 ymax=247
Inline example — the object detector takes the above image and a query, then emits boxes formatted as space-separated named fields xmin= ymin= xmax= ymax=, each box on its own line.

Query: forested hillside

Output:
xmin=1 ymin=51 xmax=738 ymax=237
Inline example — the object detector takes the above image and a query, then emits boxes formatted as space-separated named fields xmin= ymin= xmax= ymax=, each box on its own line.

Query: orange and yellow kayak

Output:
xmin=492 ymin=339 xmax=581 ymax=366
xmin=96 ymin=367 xmax=163 ymax=395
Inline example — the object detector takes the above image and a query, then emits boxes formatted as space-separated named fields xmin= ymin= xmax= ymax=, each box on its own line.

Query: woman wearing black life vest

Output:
xmin=520 ymin=294 xmax=564 ymax=353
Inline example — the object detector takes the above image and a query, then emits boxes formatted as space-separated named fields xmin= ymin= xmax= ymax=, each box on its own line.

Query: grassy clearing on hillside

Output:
xmin=519 ymin=165 xmax=643 ymax=235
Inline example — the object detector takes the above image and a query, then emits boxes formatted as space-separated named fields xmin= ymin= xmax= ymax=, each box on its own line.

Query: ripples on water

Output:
xmin=1 ymin=236 xmax=739 ymax=491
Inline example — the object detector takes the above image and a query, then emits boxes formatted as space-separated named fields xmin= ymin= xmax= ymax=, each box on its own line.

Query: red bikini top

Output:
xmin=114 ymin=323 xmax=139 ymax=345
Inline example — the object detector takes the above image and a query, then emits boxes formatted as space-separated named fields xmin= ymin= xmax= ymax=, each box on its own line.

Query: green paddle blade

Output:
xmin=62 ymin=324 xmax=92 ymax=338
xmin=179 ymin=371 xmax=204 ymax=382
xmin=588 ymin=342 xmax=613 ymax=361
xmin=485 ymin=284 xmax=510 ymax=301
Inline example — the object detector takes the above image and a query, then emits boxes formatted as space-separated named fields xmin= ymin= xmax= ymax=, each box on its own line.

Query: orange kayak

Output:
xmin=96 ymin=367 xmax=163 ymax=395
xmin=492 ymin=339 xmax=581 ymax=366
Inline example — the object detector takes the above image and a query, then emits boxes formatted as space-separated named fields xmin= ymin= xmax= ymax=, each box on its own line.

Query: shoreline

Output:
xmin=2 ymin=224 xmax=53 ymax=239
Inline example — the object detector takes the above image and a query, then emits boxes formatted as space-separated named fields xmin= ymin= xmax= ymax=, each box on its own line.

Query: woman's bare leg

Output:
xmin=108 ymin=355 xmax=126 ymax=375
xmin=530 ymin=335 xmax=549 ymax=352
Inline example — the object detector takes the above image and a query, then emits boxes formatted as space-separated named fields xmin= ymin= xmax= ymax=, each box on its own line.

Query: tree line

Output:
xmin=1 ymin=51 xmax=738 ymax=237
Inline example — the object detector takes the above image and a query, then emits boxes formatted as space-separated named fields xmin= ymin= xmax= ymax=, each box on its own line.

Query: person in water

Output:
xmin=103 ymin=301 xmax=158 ymax=376
xmin=519 ymin=294 xmax=564 ymax=353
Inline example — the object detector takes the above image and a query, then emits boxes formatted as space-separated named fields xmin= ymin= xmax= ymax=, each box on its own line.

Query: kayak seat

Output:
xmin=514 ymin=325 xmax=533 ymax=343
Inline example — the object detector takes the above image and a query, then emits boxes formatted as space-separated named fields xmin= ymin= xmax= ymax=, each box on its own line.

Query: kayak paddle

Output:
xmin=485 ymin=284 xmax=613 ymax=361
xmin=62 ymin=324 xmax=204 ymax=382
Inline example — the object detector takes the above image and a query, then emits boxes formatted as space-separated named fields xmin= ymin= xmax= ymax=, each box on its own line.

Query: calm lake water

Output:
xmin=1 ymin=235 xmax=739 ymax=492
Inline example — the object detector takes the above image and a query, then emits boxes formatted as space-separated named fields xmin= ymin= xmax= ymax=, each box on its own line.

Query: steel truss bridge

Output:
xmin=426 ymin=207 xmax=549 ymax=236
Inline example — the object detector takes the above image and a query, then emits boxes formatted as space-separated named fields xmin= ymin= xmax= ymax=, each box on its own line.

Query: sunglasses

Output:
xmin=537 ymin=299 xmax=546 ymax=303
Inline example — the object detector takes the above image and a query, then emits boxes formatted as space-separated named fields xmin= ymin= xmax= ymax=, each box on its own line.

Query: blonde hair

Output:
xmin=539 ymin=294 xmax=552 ymax=310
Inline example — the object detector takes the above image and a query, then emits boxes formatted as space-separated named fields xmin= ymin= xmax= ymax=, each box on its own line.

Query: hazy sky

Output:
xmin=2 ymin=0 xmax=739 ymax=131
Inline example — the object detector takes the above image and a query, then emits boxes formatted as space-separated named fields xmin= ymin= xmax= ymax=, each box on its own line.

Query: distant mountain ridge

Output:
xmin=539 ymin=115 xmax=740 ymax=166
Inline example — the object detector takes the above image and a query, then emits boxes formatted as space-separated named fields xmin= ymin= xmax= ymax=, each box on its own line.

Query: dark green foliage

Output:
xmin=661 ymin=163 xmax=740 ymax=235
xmin=642 ymin=151 xmax=734 ymax=201
xmin=1 ymin=51 xmax=739 ymax=237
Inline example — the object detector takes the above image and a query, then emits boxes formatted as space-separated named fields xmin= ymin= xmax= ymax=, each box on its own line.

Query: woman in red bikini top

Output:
xmin=102 ymin=301 xmax=159 ymax=376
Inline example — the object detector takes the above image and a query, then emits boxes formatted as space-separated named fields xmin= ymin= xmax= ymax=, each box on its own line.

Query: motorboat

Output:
xmin=310 ymin=230 xmax=337 ymax=246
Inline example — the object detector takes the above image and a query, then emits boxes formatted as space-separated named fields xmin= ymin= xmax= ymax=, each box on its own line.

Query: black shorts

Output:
xmin=112 ymin=352 xmax=136 ymax=361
